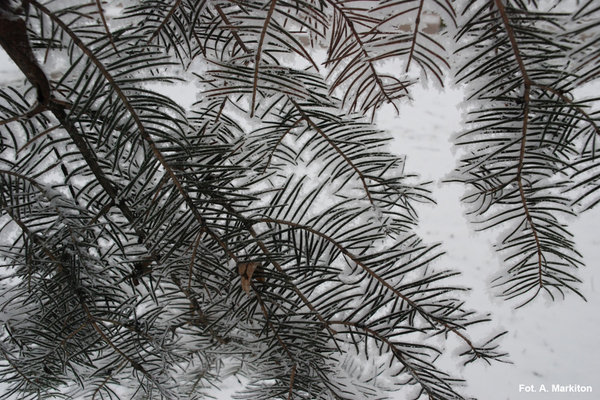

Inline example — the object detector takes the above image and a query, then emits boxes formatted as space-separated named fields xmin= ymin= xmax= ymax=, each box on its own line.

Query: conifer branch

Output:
xmin=251 ymin=0 xmax=279 ymax=117
xmin=494 ymin=0 xmax=544 ymax=297
xmin=405 ymin=0 xmax=425 ymax=72
xmin=3 ymin=0 xmax=594 ymax=397
xmin=256 ymin=217 xmax=479 ymax=353
xmin=95 ymin=0 xmax=118 ymax=53
xmin=290 ymin=98 xmax=375 ymax=204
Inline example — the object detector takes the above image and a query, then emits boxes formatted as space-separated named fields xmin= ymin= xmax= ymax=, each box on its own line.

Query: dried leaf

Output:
xmin=238 ymin=262 xmax=260 ymax=294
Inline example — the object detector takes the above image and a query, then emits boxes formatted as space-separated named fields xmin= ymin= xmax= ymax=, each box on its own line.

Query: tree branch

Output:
xmin=256 ymin=217 xmax=479 ymax=353
xmin=494 ymin=0 xmax=544 ymax=293
xmin=290 ymin=98 xmax=375 ymax=204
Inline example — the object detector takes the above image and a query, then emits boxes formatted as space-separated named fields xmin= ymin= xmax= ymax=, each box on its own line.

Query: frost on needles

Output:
xmin=0 ymin=0 xmax=598 ymax=399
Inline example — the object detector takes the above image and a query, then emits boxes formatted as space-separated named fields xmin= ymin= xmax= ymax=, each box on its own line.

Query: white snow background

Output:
xmin=1 ymin=42 xmax=599 ymax=399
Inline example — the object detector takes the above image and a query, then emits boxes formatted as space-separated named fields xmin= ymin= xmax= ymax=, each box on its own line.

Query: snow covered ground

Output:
xmin=1 ymin=48 xmax=599 ymax=399
xmin=382 ymin=84 xmax=600 ymax=400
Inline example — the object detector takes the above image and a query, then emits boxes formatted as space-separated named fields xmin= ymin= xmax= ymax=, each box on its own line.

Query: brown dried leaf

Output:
xmin=238 ymin=262 xmax=260 ymax=294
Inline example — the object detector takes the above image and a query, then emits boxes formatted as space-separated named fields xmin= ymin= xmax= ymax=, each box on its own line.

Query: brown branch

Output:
xmin=87 ymin=200 xmax=115 ymax=226
xmin=327 ymin=320 xmax=439 ymax=399
xmin=514 ymin=84 xmax=543 ymax=288
xmin=405 ymin=0 xmax=425 ymax=72
xmin=0 ymin=346 xmax=39 ymax=388
xmin=494 ymin=0 xmax=543 ymax=288
xmin=254 ymin=290 xmax=296 ymax=361
xmin=95 ymin=0 xmax=118 ymax=53
xmin=29 ymin=0 xmax=238 ymax=261
xmin=261 ymin=117 xmax=304 ymax=173
xmin=48 ymin=104 xmax=139 ymax=223
xmin=170 ymin=273 xmax=230 ymax=344
xmin=256 ymin=217 xmax=478 ymax=352
xmin=515 ymin=83 xmax=531 ymax=181
xmin=0 ymin=169 xmax=45 ymax=190
xmin=148 ymin=0 xmax=183 ymax=44
xmin=517 ymin=178 xmax=544 ymax=288
xmin=60 ymin=322 xmax=89 ymax=348
xmin=0 ymin=103 xmax=45 ymax=127
xmin=223 ymin=203 xmax=339 ymax=342
xmin=139 ymin=171 xmax=170 ymax=221
xmin=214 ymin=4 xmax=251 ymax=55
xmin=79 ymin=301 xmax=168 ymax=395
xmin=92 ymin=360 xmax=126 ymax=400
xmin=290 ymin=98 xmax=374 ymax=204
xmin=0 ymin=13 xmax=51 ymax=104
xmin=532 ymin=83 xmax=600 ymax=138
xmin=494 ymin=0 xmax=530 ymax=83
xmin=17 ymin=124 xmax=61 ymax=154
xmin=250 ymin=0 xmax=278 ymax=117
xmin=214 ymin=96 xmax=228 ymax=124
xmin=246 ymin=290 xmax=301 ymax=397
xmin=324 ymin=0 xmax=408 ymax=111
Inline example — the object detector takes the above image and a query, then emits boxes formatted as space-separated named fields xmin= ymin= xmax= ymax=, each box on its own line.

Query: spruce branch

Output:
xmin=2 ymin=0 xmax=597 ymax=398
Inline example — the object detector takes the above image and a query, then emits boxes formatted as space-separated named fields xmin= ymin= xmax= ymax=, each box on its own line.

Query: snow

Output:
xmin=1 ymin=39 xmax=600 ymax=400
xmin=382 ymin=83 xmax=600 ymax=400
xmin=0 ymin=48 xmax=23 ymax=83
